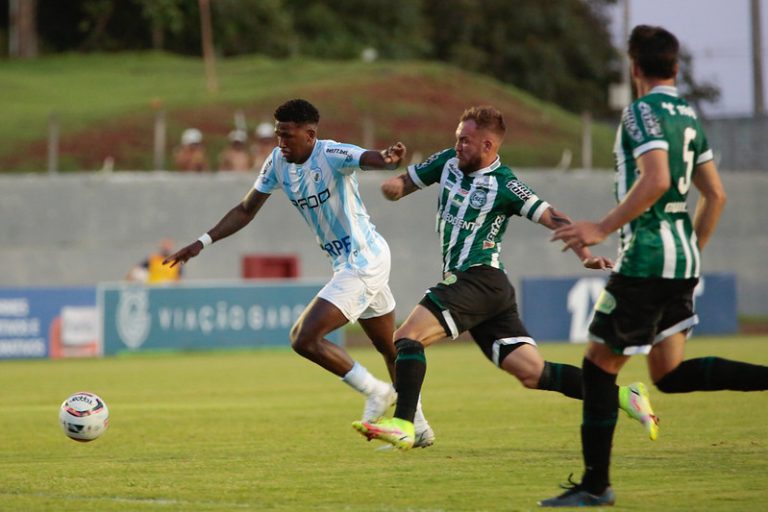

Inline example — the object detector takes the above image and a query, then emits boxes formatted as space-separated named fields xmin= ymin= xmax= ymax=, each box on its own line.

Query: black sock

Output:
xmin=580 ymin=358 xmax=618 ymax=495
xmin=538 ymin=361 xmax=583 ymax=399
xmin=393 ymin=338 xmax=426 ymax=422
xmin=656 ymin=357 xmax=768 ymax=393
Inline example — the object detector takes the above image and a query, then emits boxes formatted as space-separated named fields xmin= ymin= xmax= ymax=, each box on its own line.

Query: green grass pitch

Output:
xmin=1 ymin=335 xmax=766 ymax=511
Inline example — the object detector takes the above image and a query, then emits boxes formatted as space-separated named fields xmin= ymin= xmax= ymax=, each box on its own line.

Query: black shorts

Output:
xmin=419 ymin=265 xmax=533 ymax=366
xmin=588 ymin=273 xmax=699 ymax=355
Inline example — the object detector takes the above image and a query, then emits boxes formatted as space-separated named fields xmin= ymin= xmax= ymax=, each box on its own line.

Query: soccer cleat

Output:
xmin=619 ymin=382 xmax=659 ymax=441
xmin=413 ymin=399 xmax=435 ymax=448
xmin=352 ymin=417 xmax=415 ymax=450
xmin=362 ymin=386 xmax=396 ymax=421
xmin=539 ymin=475 xmax=615 ymax=507
xmin=413 ymin=423 xmax=435 ymax=448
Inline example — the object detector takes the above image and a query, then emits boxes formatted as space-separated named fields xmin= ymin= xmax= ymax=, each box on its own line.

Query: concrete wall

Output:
xmin=1 ymin=170 xmax=766 ymax=318
xmin=703 ymin=117 xmax=768 ymax=171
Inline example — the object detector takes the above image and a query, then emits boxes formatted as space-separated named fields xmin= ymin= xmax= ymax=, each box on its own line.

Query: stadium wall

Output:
xmin=1 ymin=170 xmax=766 ymax=318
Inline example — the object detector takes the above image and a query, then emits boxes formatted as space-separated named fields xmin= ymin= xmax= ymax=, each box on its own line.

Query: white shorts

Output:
xmin=317 ymin=241 xmax=396 ymax=323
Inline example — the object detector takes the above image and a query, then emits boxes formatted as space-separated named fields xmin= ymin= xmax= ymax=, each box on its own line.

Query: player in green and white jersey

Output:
xmin=352 ymin=106 xmax=654 ymax=451
xmin=543 ymin=26 xmax=768 ymax=508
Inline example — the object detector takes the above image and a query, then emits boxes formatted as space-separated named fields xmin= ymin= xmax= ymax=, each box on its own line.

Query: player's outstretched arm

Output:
xmin=381 ymin=172 xmax=419 ymax=201
xmin=360 ymin=142 xmax=407 ymax=170
xmin=538 ymin=206 xmax=613 ymax=270
xmin=552 ymin=149 xmax=670 ymax=252
xmin=164 ymin=189 xmax=270 ymax=268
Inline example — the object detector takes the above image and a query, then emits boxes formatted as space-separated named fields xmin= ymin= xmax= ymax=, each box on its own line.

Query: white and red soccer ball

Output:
xmin=59 ymin=392 xmax=109 ymax=442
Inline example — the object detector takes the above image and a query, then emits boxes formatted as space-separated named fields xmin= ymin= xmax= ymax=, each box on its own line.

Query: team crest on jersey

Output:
xmin=311 ymin=168 xmax=322 ymax=183
xmin=482 ymin=240 xmax=495 ymax=250
xmin=469 ymin=189 xmax=487 ymax=208
xmin=638 ymin=102 xmax=663 ymax=137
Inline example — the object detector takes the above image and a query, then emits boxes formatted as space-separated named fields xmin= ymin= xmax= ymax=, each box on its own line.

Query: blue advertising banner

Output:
xmin=100 ymin=281 xmax=342 ymax=355
xmin=520 ymin=273 xmax=737 ymax=343
xmin=0 ymin=287 xmax=97 ymax=359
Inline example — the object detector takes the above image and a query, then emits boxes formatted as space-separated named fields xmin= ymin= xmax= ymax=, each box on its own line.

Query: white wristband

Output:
xmin=197 ymin=233 xmax=213 ymax=248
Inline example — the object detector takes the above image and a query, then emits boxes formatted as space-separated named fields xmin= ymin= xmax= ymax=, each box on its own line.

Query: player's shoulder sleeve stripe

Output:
xmin=407 ymin=164 xmax=427 ymax=189
xmin=519 ymin=195 xmax=550 ymax=222
xmin=632 ymin=139 xmax=669 ymax=159
xmin=696 ymin=149 xmax=714 ymax=165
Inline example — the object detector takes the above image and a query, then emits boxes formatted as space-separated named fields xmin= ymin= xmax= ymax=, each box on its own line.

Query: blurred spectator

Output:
xmin=173 ymin=128 xmax=210 ymax=172
xmin=218 ymin=129 xmax=253 ymax=171
xmin=251 ymin=121 xmax=276 ymax=170
xmin=126 ymin=239 xmax=183 ymax=284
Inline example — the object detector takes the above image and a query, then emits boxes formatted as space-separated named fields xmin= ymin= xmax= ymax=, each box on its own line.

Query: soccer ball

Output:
xmin=59 ymin=392 xmax=110 ymax=442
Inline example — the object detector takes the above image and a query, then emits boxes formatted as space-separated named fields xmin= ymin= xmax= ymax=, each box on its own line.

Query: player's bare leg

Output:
xmin=499 ymin=344 xmax=546 ymax=389
xmin=290 ymin=297 xmax=394 ymax=420
xmin=289 ymin=296 xmax=353 ymax=376
xmin=358 ymin=311 xmax=397 ymax=381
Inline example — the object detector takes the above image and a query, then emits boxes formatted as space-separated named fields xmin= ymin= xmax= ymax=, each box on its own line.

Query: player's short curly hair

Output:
xmin=459 ymin=106 xmax=506 ymax=138
xmin=629 ymin=25 xmax=679 ymax=79
xmin=274 ymin=99 xmax=320 ymax=125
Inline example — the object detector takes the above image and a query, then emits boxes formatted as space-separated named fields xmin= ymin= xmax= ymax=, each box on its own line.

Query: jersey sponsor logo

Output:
xmin=290 ymin=188 xmax=331 ymax=209
xmin=483 ymin=214 xmax=505 ymax=248
xmin=450 ymin=189 xmax=467 ymax=206
xmin=638 ymin=102 xmax=663 ymax=137
xmin=664 ymin=202 xmax=688 ymax=213
xmin=622 ymin=107 xmax=643 ymax=142
xmin=442 ymin=211 xmax=476 ymax=231
xmin=469 ymin=189 xmax=487 ymax=209
xmin=505 ymin=180 xmax=533 ymax=201
xmin=325 ymin=147 xmax=353 ymax=163
xmin=321 ymin=236 xmax=352 ymax=257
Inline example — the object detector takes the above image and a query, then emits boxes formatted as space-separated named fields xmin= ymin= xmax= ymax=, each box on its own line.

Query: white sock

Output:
xmin=342 ymin=361 xmax=388 ymax=396
xmin=414 ymin=396 xmax=428 ymax=427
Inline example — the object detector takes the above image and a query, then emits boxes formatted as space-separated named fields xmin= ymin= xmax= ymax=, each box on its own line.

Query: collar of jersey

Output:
xmin=648 ymin=85 xmax=678 ymax=97
xmin=467 ymin=156 xmax=501 ymax=177
xmin=290 ymin=139 xmax=321 ymax=167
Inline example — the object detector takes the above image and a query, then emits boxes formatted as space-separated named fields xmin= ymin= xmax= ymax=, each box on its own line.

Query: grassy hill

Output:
xmin=0 ymin=52 xmax=617 ymax=172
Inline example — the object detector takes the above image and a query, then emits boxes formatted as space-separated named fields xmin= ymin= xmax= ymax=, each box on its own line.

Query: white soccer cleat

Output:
xmin=413 ymin=423 xmax=435 ymax=448
xmin=362 ymin=386 xmax=396 ymax=421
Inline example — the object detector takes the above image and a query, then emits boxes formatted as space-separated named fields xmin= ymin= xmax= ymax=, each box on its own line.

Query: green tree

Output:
xmin=421 ymin=0 xmax=620 ymax=115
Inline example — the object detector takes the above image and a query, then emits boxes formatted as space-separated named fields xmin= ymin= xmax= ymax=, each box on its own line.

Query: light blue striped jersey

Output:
xmin=253 ymin=139 xmax=386 ymax=271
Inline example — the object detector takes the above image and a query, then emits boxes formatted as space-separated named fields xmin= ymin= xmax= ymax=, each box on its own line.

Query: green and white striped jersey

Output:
xmin=407 ymin=148 xmax=550 ymax=274
xmin=613 ymin=85 xmax=714 ymax=279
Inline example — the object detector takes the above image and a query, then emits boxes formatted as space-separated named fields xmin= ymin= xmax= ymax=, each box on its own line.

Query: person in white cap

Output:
xmin=173 ymin=128 xmax=210 ymax=172
xmin=218 ymin=129 xmax=253 ymax=172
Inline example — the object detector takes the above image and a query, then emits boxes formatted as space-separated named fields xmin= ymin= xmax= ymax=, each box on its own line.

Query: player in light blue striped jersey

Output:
xmin=165 ymin=99 xmax=434 ymax=446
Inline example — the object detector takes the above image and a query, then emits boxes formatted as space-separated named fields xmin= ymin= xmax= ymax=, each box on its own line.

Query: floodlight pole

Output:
xmin=199 ymin=0 xmax=219 ymax=94
xmin=751 ymin=0 xmax=765 ymax=117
